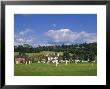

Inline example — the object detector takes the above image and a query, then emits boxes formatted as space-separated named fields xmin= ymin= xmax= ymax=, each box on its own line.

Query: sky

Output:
xmin=14 ymin=14 xmax=97 ymax=47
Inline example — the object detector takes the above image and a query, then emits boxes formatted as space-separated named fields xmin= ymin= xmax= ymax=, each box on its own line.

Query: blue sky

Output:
xmin=14 ymin=14 xmax=97 ymax=46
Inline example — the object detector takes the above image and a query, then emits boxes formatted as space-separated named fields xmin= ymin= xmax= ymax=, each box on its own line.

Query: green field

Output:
xmin=14 ymin=62 xmax=97 ymax=76
xmin=15 ymin=51 xmax=63 ymax=57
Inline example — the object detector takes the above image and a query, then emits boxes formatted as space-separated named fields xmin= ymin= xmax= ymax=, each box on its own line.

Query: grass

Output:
xmin=14 ymin=62 xmax=97 ymax=76
xmin=15 ymin=51 xmax=63 ymax=57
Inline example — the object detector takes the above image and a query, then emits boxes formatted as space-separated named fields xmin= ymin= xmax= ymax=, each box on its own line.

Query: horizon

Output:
xmin=14 ymin=42 xmax=97 ymax=48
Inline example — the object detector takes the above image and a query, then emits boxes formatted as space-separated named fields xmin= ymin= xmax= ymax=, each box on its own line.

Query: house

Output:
xmin=14 ymin=55 xmax=32 ymax=64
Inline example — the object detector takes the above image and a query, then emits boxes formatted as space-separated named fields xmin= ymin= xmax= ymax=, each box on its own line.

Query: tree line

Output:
xmin=14 ymin=42 xmax=97 ymax=62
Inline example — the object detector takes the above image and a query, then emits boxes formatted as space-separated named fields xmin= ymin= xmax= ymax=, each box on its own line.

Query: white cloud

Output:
xmin=19 ymin=28 xmax=32 ymax=35
xmin=14 ymin=29 xmax=35 ymax=46
xmin=45 ymin=29 xmax=97 ymax=44
xmin=52 ymin=24 xmax=56 ymax=27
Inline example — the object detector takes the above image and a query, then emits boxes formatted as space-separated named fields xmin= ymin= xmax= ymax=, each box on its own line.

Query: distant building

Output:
xmin=14 ymin=55 xmax=32 ymax=64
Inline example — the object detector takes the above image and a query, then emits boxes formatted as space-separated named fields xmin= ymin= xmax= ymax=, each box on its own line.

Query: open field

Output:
xmin=14 ymin=62 xmax=97 ymax=76
xmin=15 ymin=51 xmax=63 ymax=57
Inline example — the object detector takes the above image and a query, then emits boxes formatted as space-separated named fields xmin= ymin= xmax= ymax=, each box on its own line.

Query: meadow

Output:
xmin=15 ymin=51 xmax=63 ymax=56
xmin=14 ymin=62 xmax=97 ymax=76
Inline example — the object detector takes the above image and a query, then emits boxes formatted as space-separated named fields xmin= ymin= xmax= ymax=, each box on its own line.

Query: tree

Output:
xmin=63 ymin=51 xmax=70 ymax=60
xmin=14 ymin=42 xmax=97 ymax=62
